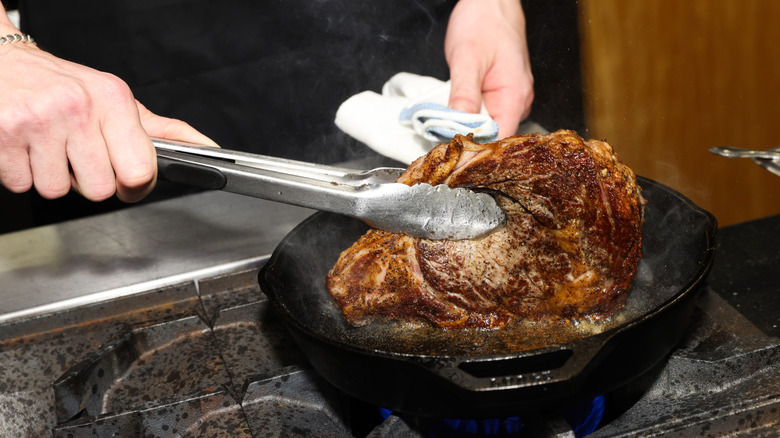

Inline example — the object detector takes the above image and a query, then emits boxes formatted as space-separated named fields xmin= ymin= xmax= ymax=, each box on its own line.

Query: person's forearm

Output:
xmin=501 ymin=0 xmax=525 ymax=25
xmin=454 ymin=0 xmax=526 ymax=49
xmin=493 ymin=0 xmax=525 ymax=30
xmin=455 ymin=0 xmax=525 ymax=26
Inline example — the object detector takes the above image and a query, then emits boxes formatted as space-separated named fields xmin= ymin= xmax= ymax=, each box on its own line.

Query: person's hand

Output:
xmin=0 ymin=23 xmax=216 ymax=203
xmin=445 ymin=0 xmax=534 ymax=139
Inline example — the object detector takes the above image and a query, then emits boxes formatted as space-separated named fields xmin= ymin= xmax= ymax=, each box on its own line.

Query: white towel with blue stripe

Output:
xmin=335 ymin=72 xmax=498 ymax=164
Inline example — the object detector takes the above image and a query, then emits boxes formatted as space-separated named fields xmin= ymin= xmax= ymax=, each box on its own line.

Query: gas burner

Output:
xmin=373 ymin=394 xmax=604 ymax=437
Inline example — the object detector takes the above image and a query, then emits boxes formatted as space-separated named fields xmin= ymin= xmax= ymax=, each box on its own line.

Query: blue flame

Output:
xmin=379 ymin=395 xmax=605 ymax=438
xmin=561 ymin=395 xmax=605 ymax=437
xmin=379 ymin=394 xmax=605 ymax=437
xmin=429 ymin=417 xmax=524 ymax=438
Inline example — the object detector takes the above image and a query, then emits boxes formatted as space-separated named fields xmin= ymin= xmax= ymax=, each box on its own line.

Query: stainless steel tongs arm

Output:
xmin=709 ymin=146 xmax=780 ymax=178
xmin=152 ymin=138 xmax=506 ymax=240
xmin=154 ymin=138 xmax=400 ymax=211
xmin=153 ymin=138 xmax=404 ymax=185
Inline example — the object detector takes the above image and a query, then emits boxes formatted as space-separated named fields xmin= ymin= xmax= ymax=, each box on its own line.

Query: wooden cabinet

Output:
xmin=579 ymin=0 xmax=780 ymax=226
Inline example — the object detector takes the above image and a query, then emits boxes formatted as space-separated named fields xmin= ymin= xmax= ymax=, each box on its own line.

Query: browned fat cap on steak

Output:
xmin=326 ymin=130 xmax=645 ymax=329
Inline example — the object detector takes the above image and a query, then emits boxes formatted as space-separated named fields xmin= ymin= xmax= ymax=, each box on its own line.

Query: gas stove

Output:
xmin=0 ymin=190 xmax=778 ymax=437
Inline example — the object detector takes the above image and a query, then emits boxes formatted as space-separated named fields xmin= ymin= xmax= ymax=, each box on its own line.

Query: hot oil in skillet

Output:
xmin=274 ymin=177 xmax=707 ymax=358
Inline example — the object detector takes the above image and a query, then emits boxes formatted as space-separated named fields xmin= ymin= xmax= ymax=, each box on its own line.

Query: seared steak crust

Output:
xmin=327 ymin=130 xmax=644 ymax=329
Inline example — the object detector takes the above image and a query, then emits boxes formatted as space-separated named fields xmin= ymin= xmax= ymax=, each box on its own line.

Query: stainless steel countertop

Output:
xmin=0 ymin=191 xmax=314 ymax=325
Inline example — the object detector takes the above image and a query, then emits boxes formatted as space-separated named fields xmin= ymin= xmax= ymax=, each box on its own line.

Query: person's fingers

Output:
xmin=105 ymin=131 xmax=156 ymax=204
xmin=0 ymin=104 xmax=34 ymax=193
xmin=30 ymin=79 xmax=120 ymax=202
xmin=482 ymin=74 xmax=534 ymax=139
xmin=97 ymin=75 xmax=157 ymax=203
xmin=19 ymin=91 xmax=71 ymax=199
xmin=0 ymin=143 xmax=33 ymax=194
xmin=137 ymin=102 xmax=219 ymax=147
xmin=447 ymin=49 xmax=486 ymax=115
xmin=487 ymin=100 xmax=522 ymax=140
xmin=0 ymin=45 xmax=165 ymax=203
xmin=66 ymin=127 xmax=117 ymax=202
xmin=106 ymin=129 xmax=156 ymax=204
xmin=27 ymin=136 xmax=72 ymax=199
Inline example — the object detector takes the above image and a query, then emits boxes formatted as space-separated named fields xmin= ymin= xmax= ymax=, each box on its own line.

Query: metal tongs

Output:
xmin=153 ymin=138 xmax=505 ymax=240
xmin=709 ymin=146 xmax=780 ymax=177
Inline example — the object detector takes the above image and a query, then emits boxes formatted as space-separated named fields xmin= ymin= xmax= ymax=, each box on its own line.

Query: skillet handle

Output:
xmin=422 ymin=339 xmax=606 ymax=392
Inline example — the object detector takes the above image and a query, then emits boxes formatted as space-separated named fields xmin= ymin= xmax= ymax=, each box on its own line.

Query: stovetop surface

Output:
xmin=0 ymin=188 xmax=778 ymax=436
xmin=708 ymin=213 xmax=780 ymax=339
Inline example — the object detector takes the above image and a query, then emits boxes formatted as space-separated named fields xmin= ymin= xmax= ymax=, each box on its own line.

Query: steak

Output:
xmin=326 ymin=130 xmax=644 ymax=329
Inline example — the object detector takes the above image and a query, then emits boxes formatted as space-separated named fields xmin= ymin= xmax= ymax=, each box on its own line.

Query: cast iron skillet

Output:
xmin=258 ymin=177 xmax=717 ymax=418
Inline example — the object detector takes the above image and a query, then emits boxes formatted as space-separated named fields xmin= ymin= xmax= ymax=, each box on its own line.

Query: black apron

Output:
xmin=17 ymin=0 xmax=453 ymax=222
xmin=19 ymin=0 xmax=453 ymax=162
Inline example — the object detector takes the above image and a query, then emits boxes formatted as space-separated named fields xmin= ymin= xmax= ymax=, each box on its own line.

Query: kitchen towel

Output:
xmin=335 ymin=72 xmax=498 ymax=164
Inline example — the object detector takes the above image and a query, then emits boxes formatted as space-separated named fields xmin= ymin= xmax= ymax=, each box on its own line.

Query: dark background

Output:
xmin=0 ymin=0 xmax=583 ymax=233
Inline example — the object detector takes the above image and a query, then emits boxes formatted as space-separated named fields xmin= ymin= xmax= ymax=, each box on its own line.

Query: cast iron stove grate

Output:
xmin=0 ymin=268 xmax=777 ymax=437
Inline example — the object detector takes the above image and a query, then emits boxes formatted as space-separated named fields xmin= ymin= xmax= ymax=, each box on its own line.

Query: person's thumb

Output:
xmin=448 ymin=68 xmax=483 ymax=115
xmin=136 ymin=101 xmax=219 ymax=147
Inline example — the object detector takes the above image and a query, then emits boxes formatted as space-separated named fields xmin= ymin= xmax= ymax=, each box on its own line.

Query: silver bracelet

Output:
xmin=0 ymin=33 xmax=35 ymax=46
